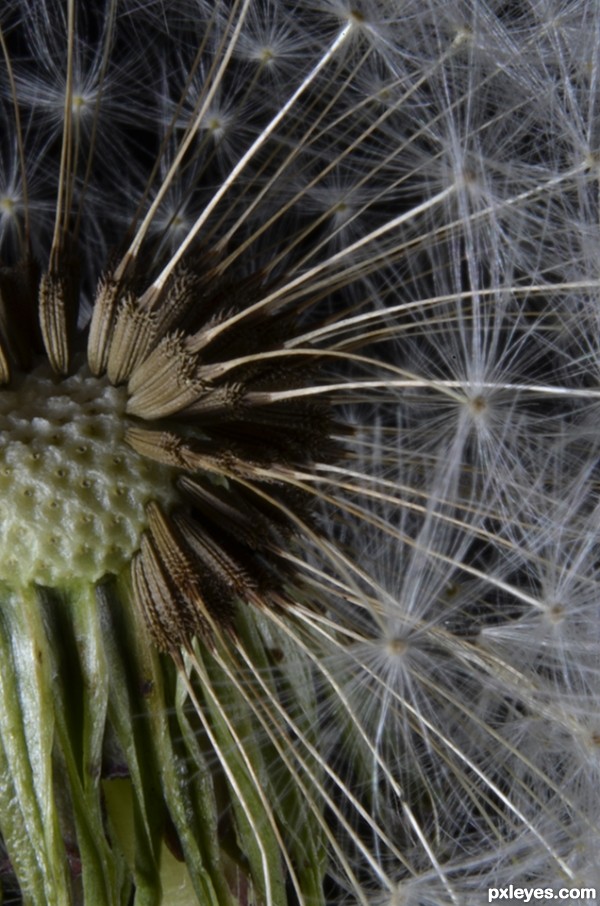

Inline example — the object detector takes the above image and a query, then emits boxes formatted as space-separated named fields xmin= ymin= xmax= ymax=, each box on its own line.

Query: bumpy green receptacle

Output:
xmin=0 ymin=362 xmax=178 ymax=587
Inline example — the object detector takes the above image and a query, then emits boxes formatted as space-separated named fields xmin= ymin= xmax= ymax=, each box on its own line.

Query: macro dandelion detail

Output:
xmin=1 ymin=0 xmax=600 ymax=904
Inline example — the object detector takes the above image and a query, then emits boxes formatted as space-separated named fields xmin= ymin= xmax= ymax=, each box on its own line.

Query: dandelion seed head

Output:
xmin=386 ymin=636 xmax=409 ymax=657
xmin=0 ymin=195 xmax=17 ymax=215
xmin=465 ymin=391 xmax=488 ymax=417
xmin=0 ymin=191 xmax=23 ymax=250
xmin=70 ymin=89 xmax=92 ymax=119
xmin=202 ymin=109 xmax=230 ymax=141
xmin=1 ymin=0 xmax=600 ymax=900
